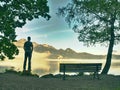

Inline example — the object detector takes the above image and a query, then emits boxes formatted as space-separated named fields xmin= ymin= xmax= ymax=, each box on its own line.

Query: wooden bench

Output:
xmin=60 ymin=63 xmax=102 ymax=80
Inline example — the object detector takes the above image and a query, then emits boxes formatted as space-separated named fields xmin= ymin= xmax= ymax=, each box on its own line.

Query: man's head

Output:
xmin=27 ymin=36 xmax=31 ymax=41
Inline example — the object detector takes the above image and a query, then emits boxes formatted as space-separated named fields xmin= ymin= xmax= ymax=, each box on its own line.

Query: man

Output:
xmin=23 ymin=36 xmax=33 ymax=73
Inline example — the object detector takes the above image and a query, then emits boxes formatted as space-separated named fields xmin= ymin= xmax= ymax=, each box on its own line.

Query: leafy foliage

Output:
xmin=58 ymin=0 xmax=120 ymax=74
xmin=58 ymin=0 xmax=120 ymax=46
xmin=0 ymin=0 xmax=51 ymax=60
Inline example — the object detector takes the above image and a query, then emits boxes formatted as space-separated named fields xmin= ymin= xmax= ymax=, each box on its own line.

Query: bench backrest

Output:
xmin=60 ymin=63 xmax=102 ymax=72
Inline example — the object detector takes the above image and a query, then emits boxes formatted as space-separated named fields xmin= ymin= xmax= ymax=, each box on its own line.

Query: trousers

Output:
xmin=23 ymin=52 xmax=32 ymax=72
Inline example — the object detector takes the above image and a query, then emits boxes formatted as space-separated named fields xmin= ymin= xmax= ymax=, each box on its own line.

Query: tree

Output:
xmin=58 ymin=0 xmax=120 ymax=74
xmin=0 ymin=0 xmax=51 ymax=60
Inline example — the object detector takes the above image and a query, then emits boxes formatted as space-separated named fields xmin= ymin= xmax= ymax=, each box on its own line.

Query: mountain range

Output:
xmin=14 ymin=39 xmax=120 ymax=59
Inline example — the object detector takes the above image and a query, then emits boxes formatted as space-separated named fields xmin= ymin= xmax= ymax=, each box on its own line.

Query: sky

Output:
xmin=15 ymin=0 xmax=120 ymax=55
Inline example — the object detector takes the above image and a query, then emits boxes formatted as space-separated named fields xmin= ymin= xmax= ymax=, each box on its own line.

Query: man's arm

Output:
xmin=23 ymin=42 xmax=26 ymax=51
xmin=31 ymin=43 xmax=33 ymax=52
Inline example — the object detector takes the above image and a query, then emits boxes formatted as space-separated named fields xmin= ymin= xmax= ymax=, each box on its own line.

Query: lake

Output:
xmin=44 ymin=59 xmax=120 ymax=76
xmin=0 ymin=59 xmax=120 ymax=76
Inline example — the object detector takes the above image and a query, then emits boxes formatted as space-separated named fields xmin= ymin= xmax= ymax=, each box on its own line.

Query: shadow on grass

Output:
xmin=4 ymin=69 xmax=99 ymax=79
xmin=5 ymin=69 xmax=39 ymax=78
xmin=4 ymin=69 xmax=83 ymax=79
xmin=41 ymin=72 xmax=84 ymax=78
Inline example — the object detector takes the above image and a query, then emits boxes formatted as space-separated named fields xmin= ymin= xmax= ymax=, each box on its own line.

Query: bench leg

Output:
xmin=97 ymin=73 xmax=100 ymax=80
xmin=93 ymin=72 xmax=100 ymax=79
xmin=63 ymin=71 xmax=65 ymax=80
xmin=63 ymin=65 xmax=66 ymax=80
xmin=93 ymin=72 xmax=96 ymax=79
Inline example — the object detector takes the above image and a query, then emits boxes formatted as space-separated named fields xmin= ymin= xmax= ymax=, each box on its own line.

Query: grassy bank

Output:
xmin=0 ymin=71 xmax=120 ymax=90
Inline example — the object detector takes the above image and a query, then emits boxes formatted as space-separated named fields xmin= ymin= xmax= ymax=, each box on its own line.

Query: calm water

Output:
xmin=0 ymin=59 xmax=120 ymax=76
xmin=45 ymin=59 xmax=120 ymax=76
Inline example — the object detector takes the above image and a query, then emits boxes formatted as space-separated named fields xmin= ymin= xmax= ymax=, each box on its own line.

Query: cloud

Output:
xmin=16 ymin=27 xmax=30 ymax=33
xmin=33 ymin=34 xmax=48 ymax=38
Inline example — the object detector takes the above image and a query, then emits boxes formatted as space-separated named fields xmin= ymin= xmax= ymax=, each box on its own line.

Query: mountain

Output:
xmin=34 ymin=45 xmax=105 ymax=59
xmin=14 ymin=39 xmax=39 ymax=48
xmin=15 ymin=39 xmax=120 ymax=59
xmin=14 ymin=39 xmax=26 ymax=48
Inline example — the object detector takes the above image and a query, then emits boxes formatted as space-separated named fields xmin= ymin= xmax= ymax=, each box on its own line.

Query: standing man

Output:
xmin=23 ymin=36 xmax=33 ymax=73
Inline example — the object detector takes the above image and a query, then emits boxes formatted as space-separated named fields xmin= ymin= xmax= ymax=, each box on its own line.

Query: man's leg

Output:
xmin=23 ymin=52 xmax=27 ymax=71
xmin=28 ymin=53 xmax=32 ymax=73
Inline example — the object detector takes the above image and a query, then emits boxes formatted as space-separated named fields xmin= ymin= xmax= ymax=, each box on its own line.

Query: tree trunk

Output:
xmin=101 ymin=19 xmax=115 ymax=74
xmin=101 ymin=36 xmax=114 ymax=74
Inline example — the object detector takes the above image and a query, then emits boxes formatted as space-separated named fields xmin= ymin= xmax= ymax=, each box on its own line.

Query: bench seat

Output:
xmin=60 ymin=63 xmax=102 ymax=80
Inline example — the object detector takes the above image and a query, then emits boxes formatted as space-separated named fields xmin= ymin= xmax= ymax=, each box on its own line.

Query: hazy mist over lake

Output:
xmin=0 ymin=48 xmax=120 ymax=76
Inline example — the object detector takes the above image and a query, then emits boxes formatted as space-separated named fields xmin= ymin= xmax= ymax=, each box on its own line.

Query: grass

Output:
xmin=0 ymin=69 xmax=120 ymax=90
xmin=4 ymin=69 xmax=39 ymax=77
